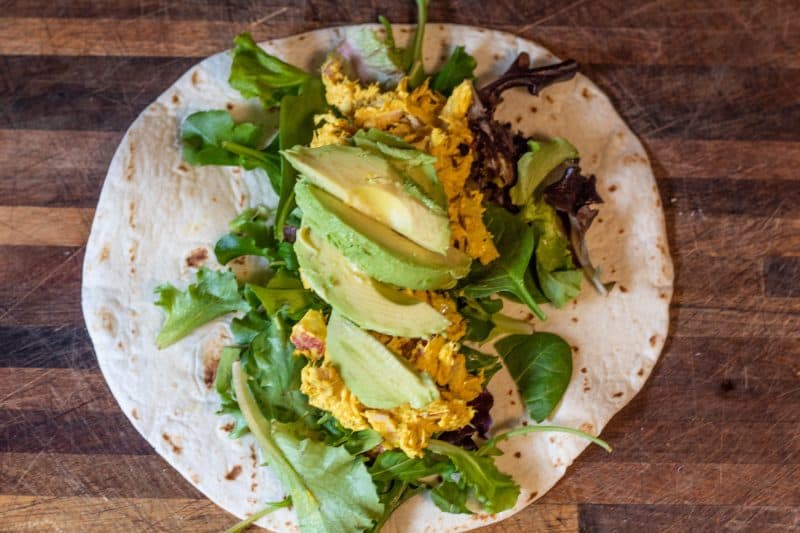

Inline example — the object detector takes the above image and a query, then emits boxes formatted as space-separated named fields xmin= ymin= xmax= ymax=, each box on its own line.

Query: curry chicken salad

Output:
xmin=153 ymin=2 xmax=614 ymax=531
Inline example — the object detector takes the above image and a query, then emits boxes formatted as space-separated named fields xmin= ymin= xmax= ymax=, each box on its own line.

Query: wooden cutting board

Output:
xmin=1 ymin=1 xmax=799 ymax=531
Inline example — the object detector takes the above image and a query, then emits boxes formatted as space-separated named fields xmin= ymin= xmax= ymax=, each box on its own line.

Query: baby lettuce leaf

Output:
xmin=229 ymin=33 xmax=311 ymax=108
xmin=369 ymin=450 xmax=451 ymax=484
xmin=430 ymin=480 xmax=472 ymax=514
xmin=232 ymin=362 xmax=383 ymax=533
xmin=154 ymin=268 xmax=249 ymax=349
xmin=510 ymin=138 xmax=578 ymax=206
xmin=522 ymin=200 xmax=583 ymax=308
xmin=494 ymin=332 xmax=572 ymax=423
xmin=480 ymin=423 xmax=612 ymax=456
xmin=461 ymin=346 xmax=502 ymax=385
xmin=275 ymin=77 xmax=327 ymax=240
xmin=247 ymin=269 xmax=315 ymax=321
xmin=462 ymin=205 xmax=546 ymax=320
xmin=431 ymin=46 xmax=477 ymax=95
xmin=427 ymin=439 xmax=520 ymax=514
xmin=181 ymin=110 xmax=279 ymax=171
xmin=215 ymin=206 xmax=299 ymax=268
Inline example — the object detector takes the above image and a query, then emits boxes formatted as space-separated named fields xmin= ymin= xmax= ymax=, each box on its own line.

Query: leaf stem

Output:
xmin=490 ymin=312 xmax=535 ymax=335
xmin=221 ymin=141 xmax=276 ymax=166
xmin=224 ymin=497 xmax=292 ymax=533
xmin=483 ymin=424 xmax=612 ymax=453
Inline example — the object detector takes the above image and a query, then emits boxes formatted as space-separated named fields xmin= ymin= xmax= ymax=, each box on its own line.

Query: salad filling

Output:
xmin=154 ymin=2 xmax=616 ymax=531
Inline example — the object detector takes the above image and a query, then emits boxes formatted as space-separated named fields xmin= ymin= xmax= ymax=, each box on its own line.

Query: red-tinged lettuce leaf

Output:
xmin=543 ymin=165 xmax=615 ymax=294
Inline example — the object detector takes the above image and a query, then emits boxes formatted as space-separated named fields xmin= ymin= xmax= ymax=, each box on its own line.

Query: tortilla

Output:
xmin=82 ymin=24 xmax=673 ymax=532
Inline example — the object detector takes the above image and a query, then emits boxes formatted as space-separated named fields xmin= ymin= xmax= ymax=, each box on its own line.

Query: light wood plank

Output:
xmin=0 ymin=207 xmax=93 ymax=246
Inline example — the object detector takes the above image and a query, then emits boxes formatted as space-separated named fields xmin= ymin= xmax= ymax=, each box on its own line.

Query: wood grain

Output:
xmin=1 ymin=1 xmax=799 ymax=531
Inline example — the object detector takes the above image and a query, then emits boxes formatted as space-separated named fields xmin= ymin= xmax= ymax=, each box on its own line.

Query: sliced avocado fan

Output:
xmin=283 ymin=144 xmax=451 ymax=254
xmin=295 ymin=226 xmax=450 ymax=338
xmin=295 ymin=180 xmax=471 ymax=290
xmin=326 ymin=311 xmax=440 ymax=410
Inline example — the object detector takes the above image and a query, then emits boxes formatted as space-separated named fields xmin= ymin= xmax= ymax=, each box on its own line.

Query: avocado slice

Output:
xmin=295 ymin=181 xmax=471 ymax=290
xmin=295 ymin=226 xmax=450 ymax=338
xmin=326 ymin=311 xmax=440 ymax=409
xmin=351 ymin=128 xmax=448 ymax=209
xmin=283 ymin=144 xmax=450 ymax=254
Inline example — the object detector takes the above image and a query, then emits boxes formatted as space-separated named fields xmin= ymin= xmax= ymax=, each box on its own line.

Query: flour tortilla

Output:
xmin=82 ymin=24 xmax=673 ymax=532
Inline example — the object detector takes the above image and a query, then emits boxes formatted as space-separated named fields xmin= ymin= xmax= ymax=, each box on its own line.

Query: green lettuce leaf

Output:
xmin=232 ymin=361 xmax=383 ymax=533
xmin=431 ymin=46 xmax=477 ymax=95
xmin=274 ymin=77 xmax=328 ymax=240
xmin=180 ymin=110 xmax=281 ymax=181
xmin=494 ymin=332 xmax=572 ymax=422
xmin=510 ymin=138 xmax=578 ymax=206
xmin=430 ymin=480 xmax=472 ymax=514
xmin=229 ymin=33 xmax=311 ymax=108
xmin=427 ymin=439 xmax=520 ymax=514
xmin=214 ymin=206 xmax=299 ymax=268
xmin=247 ymin=269 xmax=315 ymax=321
xmin=154 ymin=267 xmax=249 ymax=348
xmin=522 ymin=200 xmax=583 ymax=307
xmin=462 ymin=205 xmax=546 ymax=320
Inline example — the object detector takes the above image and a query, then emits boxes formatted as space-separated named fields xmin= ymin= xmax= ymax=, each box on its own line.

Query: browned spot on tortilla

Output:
xmin=545 ymin=95 xmax=554 ymax=103
xmin=611 ymin=267 xmax=616 ymax=274
xmin=528 ymin=491 xmax=538 ymax=502
xmin=583 ymin=386 xmax=591 ymax=392
xmin=186 ymin=247 xmax=209 ymax=268
xmin=222 ymin=422 xmax=234 ymax=432
xmin=638 ymin=368 xmax=645 ymax=376
xmin=191 ymin=474 xmax=200 ymax=484
xmin=616 ymin=131 xmax=624 ymax=139
xmin=514 ymin=452 xmax=521 ymax=458
xmin=591 ymin=154 xmax=599 ymax=164
xmin=131 ymin=408 xmax=139 ymax=420
xmin=580 ymin=367 xmax=587 ymax=373
xmin=549 ymin=436 xmax=556 ymax=443
xmin=619 ymin=285 xmax=628 ymax=293
xmin=618 ymin=228 xmax=625 ymax=234
xmin=225 ymin=465 xmax=243 ymax=480
xmin=525 ymin=313 xmax=534 ymax=321
xmin=204 ymin=350 xmax=220 ymax=390
xmin=99 ymin=244 xmax=110 ymax=262
xmin=580 ymin=422 xmax=594 ymax=433
xmin=549 ymin=113 xmax=558 ymax=121
xmin=510 ymin=400 xmax=516 ymax=405
xmin=508 ymin=389 xmax=514 ymax=396
xmin=128 ymin=243 xmax=137 ymax=263
xmin=581 ymin=88 xmax=593 ymax=99
xmin=608 ymin=184 xmax=618 ymax=193
xmin=493 ymin=53 xmax=501 ymax=60
xmin=163 ymin=433 xmax=182 ymax=454
xmin=178 ymin=163 xmax=188 ymax=172
xmin=226 ymin=102 xmax=234 ymax=111
xmin=232 ymin=167 xmax=241 ymax=174
xmin=522 ymin=421 xmax=529 ymax=426
xmin=623 ymin=155 xmax=637 ymax=165
xmin=128 ymin=201 xmax=136 ymax=228
xmin=117 ymin=341 xmax=124 ymax=349
xmin=597 ymin=217 xmax=603 ymax=224
xmin=399 ymin=27 xmax=409 ymax=33
xmin=530 ymin=105 xmax=537 ymax=113
xmin=656 ymin=198 xmax=661 ymax=207
xmin=191 ymin=71 xmax=200 ymax=85
xmin=250 ymin=444 xmax=257 ymax=468
xmin=99 ymin=309 xmax=116 ymax=335
xmin=172 ymin=94 xmax=180 ymax=104
xmin=573 ymin=346 xmax=580 ymax=353
xmin=515 ymin=115 xmax=522 ymax=124
xmin=571 ymin=317 xmax=578 ymax=323
xmin=251 ymin=482 xmax=258 ymax=492
xmin=613 ymin=392 xmax=624 ymax=398
xmin=650 ymin=335 xmax=658 ymax=347
xmin=659 ymin=292 xmax=667 ymax=299
xmin=239 ymin=193 xmax=246 ymax=207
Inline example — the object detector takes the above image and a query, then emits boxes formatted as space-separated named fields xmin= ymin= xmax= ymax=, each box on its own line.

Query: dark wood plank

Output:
xmin=578 ymin=504 xmax=800 ymax=532
xmin=0 ymin=326 xmax=96 ymax=368
xmin=765 ymin=257 xmax=800 ymax=298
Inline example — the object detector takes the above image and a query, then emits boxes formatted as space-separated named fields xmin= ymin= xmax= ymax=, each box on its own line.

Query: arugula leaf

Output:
xmin=275 ymin=77 xmax=327 ymax=240
xmin=480 ymin=423 xmax=612 ymax=456
xmin=427 ymin=439 xmax=520 ymax=514
xmin=430 ymin=480 xmax=472 ymax=514
xmin=229 ymin=33 xmax=311 ymax=108
xmin=404 ymin=0 xmax=429 ymax=88
xmin=369 ymin=450 xmax=451 ymax=484
xmin=232 ymin=362 xmax=383 ymax=532
xmin=462 ymin=205 xmax=546 ymax=320
xmin=510 ymin=138 xmax=578 ymax=206
xmin=522 ymin=200 xmax=583 ymax=308
xmin=180 ymin=110 xmax=280 ymax=180
xmin=154 ymin=268 xmax=249 ymax=348
xmin=431 ymin=46 xmax=477 ymax=95
xmin=214 ymin=206 xmax=298 ymax=268
xmin=223 ymin=497 xmax=292 ymax=533
xmin=494 ymin=332 xmax=572 ymax=423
